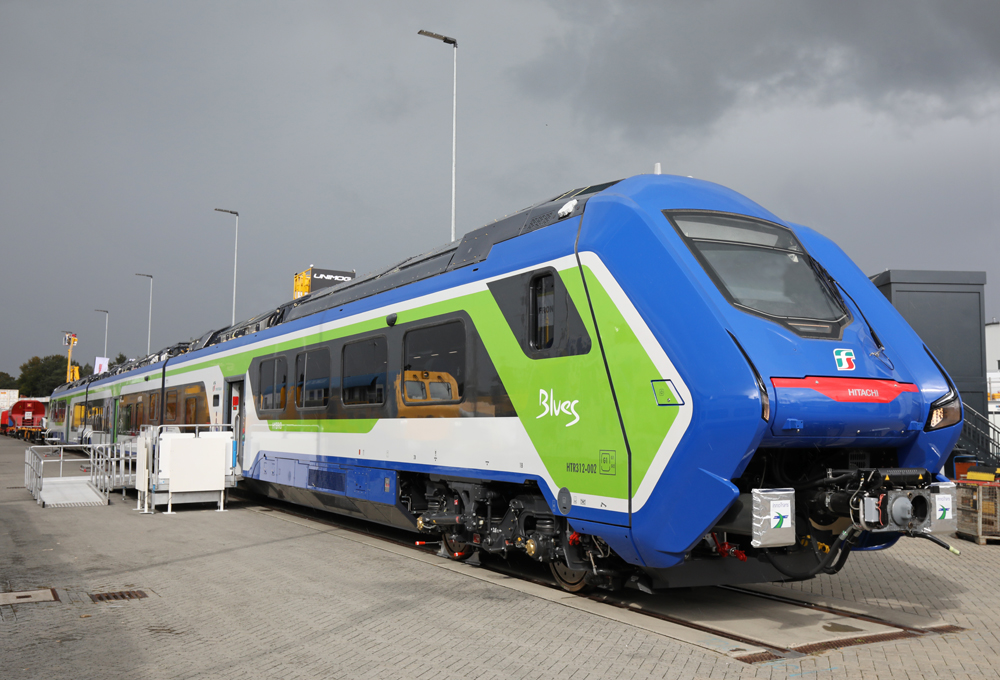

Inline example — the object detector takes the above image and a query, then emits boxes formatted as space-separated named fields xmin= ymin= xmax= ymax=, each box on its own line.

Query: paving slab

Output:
xmin=0 ymin=589 xmax=57 ymax=606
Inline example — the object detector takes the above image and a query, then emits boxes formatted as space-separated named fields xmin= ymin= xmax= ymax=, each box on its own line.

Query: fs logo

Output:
xmin=834 ymin=348 xmax=856 ymax=371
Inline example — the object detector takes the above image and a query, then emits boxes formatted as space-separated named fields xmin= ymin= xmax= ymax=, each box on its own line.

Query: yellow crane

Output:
xmin=62 ymin=332 xmax=79 ymax=383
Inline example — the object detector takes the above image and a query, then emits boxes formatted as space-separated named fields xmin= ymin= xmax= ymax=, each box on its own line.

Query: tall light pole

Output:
xmin=214 ymin=208 xmax=239 ymax=325
xmin=135 ymin=274 xmax=153 ymax=355
xmin=95 ymin=309 xmax=109 ymax=358
xmin=418 ymin=29 xmax=458 ymax=242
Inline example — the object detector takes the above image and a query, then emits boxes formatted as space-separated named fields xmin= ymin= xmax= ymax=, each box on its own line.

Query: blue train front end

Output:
xmin=580 ymin=176 xmax=964 ymax=588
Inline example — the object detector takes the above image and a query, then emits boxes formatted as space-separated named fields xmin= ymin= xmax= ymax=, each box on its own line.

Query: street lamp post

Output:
xmin=214 ymin=208 xmax=239 ymax=325
xmin=135 ymin=274 xmax=153 ymax=355
xmin=418 ymin=29 xmax=458 ymax=243
xmin=95 ymin=309 xmax=109 ymax=357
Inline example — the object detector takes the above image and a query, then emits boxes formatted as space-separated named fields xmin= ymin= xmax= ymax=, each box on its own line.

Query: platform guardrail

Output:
xmin=24 ymin=445 xmax=97 ymax=504
xmin=25 ymin=443 xmax=138 ymax=506
xmin=90 ymin=442 xmax=137 ymax=500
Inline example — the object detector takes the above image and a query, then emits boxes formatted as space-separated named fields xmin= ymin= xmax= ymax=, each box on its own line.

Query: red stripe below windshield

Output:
xmin=771 ymin=377 xmax=919 ymax=403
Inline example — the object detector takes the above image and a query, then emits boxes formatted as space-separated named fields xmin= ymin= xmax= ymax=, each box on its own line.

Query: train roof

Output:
xmin=54 ymin=179 xmax=622 ymax=395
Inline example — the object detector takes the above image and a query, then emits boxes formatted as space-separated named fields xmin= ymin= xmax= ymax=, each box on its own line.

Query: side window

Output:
xmin=259 ymin=357 xmax=288 ymax=410
xmin=185 ymin=397 xmax=197 ymax=423
xmin=531 ymin=274 xmax=555 ymax=349
xmin=402 ymin=322 xmax=465 ymax=403
xmin=295 ymin=349 xmax=331 ymax=408
xmin=342 ymin=337 xmax=387 ymax=406
xmin=149 ymin=393 xmax=159 ymax=423
xmin=166 ymin=391 xmax=178 ymax=421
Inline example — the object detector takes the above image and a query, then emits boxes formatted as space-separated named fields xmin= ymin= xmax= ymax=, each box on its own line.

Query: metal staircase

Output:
xmin=957 ymin=404 xmax=1000 ymax=469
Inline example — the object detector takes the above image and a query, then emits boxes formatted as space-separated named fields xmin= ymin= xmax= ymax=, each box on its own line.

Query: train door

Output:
xmin=225 ymin=380 xmax=245 ymax=472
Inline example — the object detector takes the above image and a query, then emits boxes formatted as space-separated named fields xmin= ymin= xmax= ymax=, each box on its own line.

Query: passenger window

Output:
xmin=342 ymin=338 xmax=387 ymax=406
xmin=185 ymin=397 xmax=197 ymax=423
xmin=166 ymin=391 xmax=178 ymax=421
xmin=295 ymin=349 xmax=331 ymax=408
xmin=149 ymin=393 xmax=159 ymax=422
xmin=259 ymin=357 xmax=288 ymax=410
xmin=531 ymin=275 xmax=555 ymax=349
xmin=403 ymin=321 xmax=465 ymax=403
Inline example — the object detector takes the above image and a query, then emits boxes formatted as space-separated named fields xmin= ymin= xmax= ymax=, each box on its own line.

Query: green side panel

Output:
xmin=267 ymin=419 xmax=378 ymax=434
xmin=472 ymin=272 xmax=630 ymax=502
xmin=578 ymin=266 xmax=677 ymax=491
xmin=131 ymin=264 xmax=669 ymax=505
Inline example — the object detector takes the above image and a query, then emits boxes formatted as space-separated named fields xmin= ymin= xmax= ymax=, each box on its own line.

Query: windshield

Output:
xmin=668 ymin=212 xmax=850 ymax=333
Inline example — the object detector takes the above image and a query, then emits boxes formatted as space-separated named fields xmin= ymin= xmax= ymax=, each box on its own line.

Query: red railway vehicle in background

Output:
xmin=6 ymin=399 xmax=47 ymax=441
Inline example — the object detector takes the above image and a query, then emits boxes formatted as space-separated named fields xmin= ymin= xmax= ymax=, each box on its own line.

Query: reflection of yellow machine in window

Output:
xmin=86 ymin=403 xmax=105 ymax=432
xmin=398 ymin=321 xmax=465 ymax=418
xmin=396 ymin=370 xmax=462 ymax=418
xmin=403 ymin=370 xmax=459 ymax=402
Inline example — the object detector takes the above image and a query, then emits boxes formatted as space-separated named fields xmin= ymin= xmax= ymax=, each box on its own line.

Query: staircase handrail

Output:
xmin=961 ymin=403 xmax=1000 ymax=466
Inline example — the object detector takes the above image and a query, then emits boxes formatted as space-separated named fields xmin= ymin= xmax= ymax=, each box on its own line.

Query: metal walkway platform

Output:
xmin=37 ymin=477 xmax=107 ymax=508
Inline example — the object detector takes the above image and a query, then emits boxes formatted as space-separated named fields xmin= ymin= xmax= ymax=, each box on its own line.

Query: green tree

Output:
xmin=0 ymin=371 xmax=17 ymax=389
xmin=17 ymin=355 xmax=83 ymax=397
xmin=109 ymin=353 xmax=128 ymax=369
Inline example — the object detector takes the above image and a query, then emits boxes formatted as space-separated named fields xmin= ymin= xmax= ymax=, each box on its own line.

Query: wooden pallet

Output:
xmin=956 ymin=531 xmax=1000 ymax=546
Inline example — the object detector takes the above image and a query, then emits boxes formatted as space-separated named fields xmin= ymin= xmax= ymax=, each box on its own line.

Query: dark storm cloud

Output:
xmin=518 ymin=1 xmax=1000 ymax=135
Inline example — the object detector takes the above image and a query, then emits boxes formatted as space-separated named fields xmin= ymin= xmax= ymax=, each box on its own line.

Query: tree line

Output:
xmin=0 ymin=353 xmax=129 ymax=398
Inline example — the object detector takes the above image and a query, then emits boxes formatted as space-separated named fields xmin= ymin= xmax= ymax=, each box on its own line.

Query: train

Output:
xmin=3 ymin=399 xmax=48 ymax=440
xmin=48 ymin=174 xmax=963 ymax=591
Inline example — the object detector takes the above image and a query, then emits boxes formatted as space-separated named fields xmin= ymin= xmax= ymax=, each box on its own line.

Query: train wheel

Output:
xmin=442 ymin=533 xmax=475 ymax=561
xmin=550 ymin=562 xmax=591 ymax=592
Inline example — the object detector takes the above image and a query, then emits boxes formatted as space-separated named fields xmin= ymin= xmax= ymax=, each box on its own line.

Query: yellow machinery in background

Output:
xmin=63 ymin=332 xmax=79 ymax=382
xmin=292 ymin=269 xmax=311 ymax=299
xmin=293 ymin=266 xmax=355 ymax=299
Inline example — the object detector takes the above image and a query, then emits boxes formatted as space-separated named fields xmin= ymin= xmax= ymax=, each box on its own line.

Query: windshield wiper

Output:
xmin=808 ymin=256 xmax=892 ymax=367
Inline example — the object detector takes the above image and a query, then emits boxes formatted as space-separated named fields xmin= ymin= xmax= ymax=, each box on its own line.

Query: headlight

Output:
xmin=923 ymin=347 xmax=962 ymax=431
xmin=925 ymin=390 xmax=961 ymax=431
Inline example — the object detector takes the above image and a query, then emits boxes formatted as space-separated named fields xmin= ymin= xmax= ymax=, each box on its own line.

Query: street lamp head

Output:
xmin=95 ymin=309 xmax=108 ymax=314
xmin=418 ymin=29 xmax=457 ymax=47
xmin=135 ymin=273 xmax=153 ymax=279
xmin=215 ymin=208 xmax=239 ymax=216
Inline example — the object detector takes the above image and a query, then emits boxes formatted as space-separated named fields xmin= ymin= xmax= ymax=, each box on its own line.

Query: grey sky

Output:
xmin=1 ymin=1 xmax=998 ymax=378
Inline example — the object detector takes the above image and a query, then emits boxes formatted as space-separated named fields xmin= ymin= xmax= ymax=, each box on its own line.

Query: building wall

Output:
xmin=872 ymin=270 xmax=988 ymax=416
